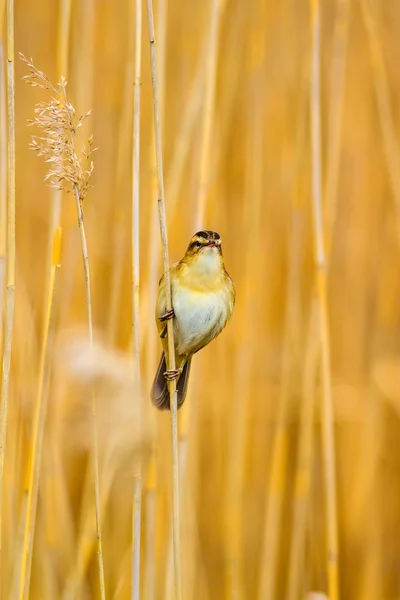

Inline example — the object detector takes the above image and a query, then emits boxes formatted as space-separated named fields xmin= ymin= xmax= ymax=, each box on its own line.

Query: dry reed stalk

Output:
xmin=143 ymin=456 xmax=156 ymax=600
xmin=286 ymin=302 xmax=319 ymax=600
xmin=355 ymin=390 xmax=382 ymax=600
xmin=258 ymin=58 xmax=308 ymax=600
xmin=142 ymin=0 xmax=168 ymax=364
xmin=48 ymin=0 xmax=72 ymax=238
xmin=43 ymin=0 xmax=72 ymax=575
xmin=0 ymin=40 xmax=6 ymax=353
xmin=145 ymin=1 xmax=182 ymax=597
xmin=287 ymin=2 xmax=350 ymax=595
xmin=324 ymin=0 xmax=350 ymax=258
xmin=167 ymin=1 xmax=227 ymax=594
xmin=131 ymin=0 xmax=142 ymax=595
xmin=62 ymin=449 xmax=115 ymax=600
xmin=225 ymin=33 xmax=266 ymax=593
xmin=142 ymin=3 xmax=168 ymax=598
xmin=143 ymin=35 xmax=204 ymax=376
xmin=10 ymin=493 xmax=28 ymax=598
xmin=141 ymin=25 xmax=217 ymax=367
xmin=257 ymin=237 xmax=293 ymax=599
xmin=146 ymin=40 xmax=210 ymax=597
xmin=43 ymin=447 xmax=75 ymax=583
xmin=107 ymin=0 xmax=136 ymax=343
xmin=194 ymin=0 xmax=224 ymax=230
xmin=73 ymin=185 xmax=106 ymax=600
xmin=141 ymin=8 xmax=168 ymax=592
xmin=309 ymin=3 xmax=339 ymax=599
xmin=0 ymin=0 xmax=15 ymax=590
xmin=18 ymin=228 xmax=62 ymax=600
xmin=174 ymin=17 xmax=246 ymax=592
xmin=0 ymin=0 xmax=5 ymax=34
xmin=20 ymin=56 xmax=105 ymax=599
xmin=360 ymin=0 xmax=400 ymax=246
xmin=164 ymin=409 xmax=190 ymax=600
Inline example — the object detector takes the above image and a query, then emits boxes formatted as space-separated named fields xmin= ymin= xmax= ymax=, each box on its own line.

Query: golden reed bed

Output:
xmin=1 ymin=0 xmax=400 ymax=598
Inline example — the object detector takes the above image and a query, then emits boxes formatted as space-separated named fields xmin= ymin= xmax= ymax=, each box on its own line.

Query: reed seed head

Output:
xmin=20 ymin=53 xmax=96 ymax=205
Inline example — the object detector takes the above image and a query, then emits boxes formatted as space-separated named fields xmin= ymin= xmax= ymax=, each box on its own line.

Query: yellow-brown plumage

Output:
xmin=151 ymin=230 xmax=235 ymax=409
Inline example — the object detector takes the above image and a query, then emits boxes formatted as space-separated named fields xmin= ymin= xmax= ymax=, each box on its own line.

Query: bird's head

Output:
xmin=185 ymin=230 xmax=222 ymax=256
xmin=181 ymin=230 xmax=223 ymax=278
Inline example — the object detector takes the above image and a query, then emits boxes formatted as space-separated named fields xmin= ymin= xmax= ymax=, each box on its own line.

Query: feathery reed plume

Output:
xmin=309 ymin=3 xmax=339 ymax=599
xmin=20 ymin=55 xmax=95 ymax=202
xmin=131 ymin=0 xmax=143 ymax=595
xmin=0 ymin=0 xmax=15 ymax=585
xmin=20 ymin=54 xmax=106 ymax=598
xmin=145 ymin=1 xmax=182 ymax=598
xmin=18 ymin=228 xmax=62 ymax=600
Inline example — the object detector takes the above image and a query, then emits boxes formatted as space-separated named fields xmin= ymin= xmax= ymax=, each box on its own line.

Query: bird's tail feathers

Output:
xmin=150 ymin=353 xmax=191 ymax=410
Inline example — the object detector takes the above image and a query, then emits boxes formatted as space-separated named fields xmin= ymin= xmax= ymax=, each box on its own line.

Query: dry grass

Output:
xmin=1 ymin=0 xmax=400 ymax=599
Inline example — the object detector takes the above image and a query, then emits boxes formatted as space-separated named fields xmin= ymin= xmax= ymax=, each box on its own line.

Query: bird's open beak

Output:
xmin=206 ymin=240 xmax=217 ymax=247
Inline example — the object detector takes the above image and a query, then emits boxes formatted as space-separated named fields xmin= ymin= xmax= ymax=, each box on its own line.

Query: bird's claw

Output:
xmin=164 ymin=368 xmax=182 ymax=382
xmin=159 ymin=308 xmax=175 ymax=322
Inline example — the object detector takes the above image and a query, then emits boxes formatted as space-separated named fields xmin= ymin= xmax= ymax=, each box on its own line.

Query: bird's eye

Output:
xmin=194 ymin=241 xmax=201 ymax=248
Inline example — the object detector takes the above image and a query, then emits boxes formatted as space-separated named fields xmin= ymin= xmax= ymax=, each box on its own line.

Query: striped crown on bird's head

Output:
xmin=186 ymin=230 xmax=222 ymax=256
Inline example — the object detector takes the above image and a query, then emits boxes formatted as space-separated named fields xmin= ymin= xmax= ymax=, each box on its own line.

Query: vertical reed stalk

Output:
xmin=0 ymin=0 xmax=15 ymax=589
xmin=287 ymin=2 xmax=349 ymax=595
xmin=164 ymin=409 xmax=190 ymax=600
xmin=62 ymin=450 xmax=116 ymax=600
xmin=310 ymin=3 xmax=339 ymax=599
xmin=286 ymin=302 xmax=319 ymax=600
xmin=144 ymin=457 xmax=156 ymax=600
xmin=143 ymin=35 xmax=203 ymax=372
xmin=194 ymin=0 xmax=223 ymax=230
xmin=19 ymin=228 xmax=62 ymax=600
xmin=324 ymin=0 xmax=350 ymax=257
xmin=0 ymin=40 xmax=6 ymax=353
xmin=0 ymin=0 xmax=5 ymax=35
xmin=131 ymin=0 xmax=142 ymax=596
xmin=145 ymin=1 xmax=181 ymax=597
xmin=143 ymin=0 xmax=168 ymax=375
xmin=73 ymin=185 xmax=106 ymax=600
xmin=49 ymin=0 xmax=72 ymax=236
xmin=258 ymin=55 xmax=308 ymax=600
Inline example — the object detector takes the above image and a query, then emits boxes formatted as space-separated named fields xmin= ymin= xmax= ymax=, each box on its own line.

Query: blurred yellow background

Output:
xmin=1 ymin=0 xmax=400 ymax=598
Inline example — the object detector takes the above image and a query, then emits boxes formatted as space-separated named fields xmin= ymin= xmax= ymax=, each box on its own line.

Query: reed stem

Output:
xmin=0 ymin=1 xmax=15 ymax=591
xmin=73 ymin=185 xmax=106 ymax=600
xmin=310 ymin=3 xmax=339 ymax=598
xmin=131 ymin=0 xmax=142 ymax=595
xmin=19 ymin=228 xmax=62 ymax=600
xmin=145 ymin=1 xmax=181 ymax=597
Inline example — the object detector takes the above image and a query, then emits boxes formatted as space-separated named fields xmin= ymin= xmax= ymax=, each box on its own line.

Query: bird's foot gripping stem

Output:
xmin=164 ymin=367 xmax=182 ymax=382
xmin=159 ymin=308 xmax=175 ymax=322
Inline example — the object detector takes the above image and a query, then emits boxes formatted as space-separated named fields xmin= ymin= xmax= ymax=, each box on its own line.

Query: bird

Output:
xmin=151 ymin=230 xmax=235 ymax=410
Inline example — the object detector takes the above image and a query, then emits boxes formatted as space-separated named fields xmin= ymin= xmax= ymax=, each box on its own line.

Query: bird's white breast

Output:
xmin=172 ymin=280 xmax=231 ymax=356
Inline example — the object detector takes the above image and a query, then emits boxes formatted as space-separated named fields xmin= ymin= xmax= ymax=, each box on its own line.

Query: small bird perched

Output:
xmin=151 ymin=230 xmax=235 ymax=410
